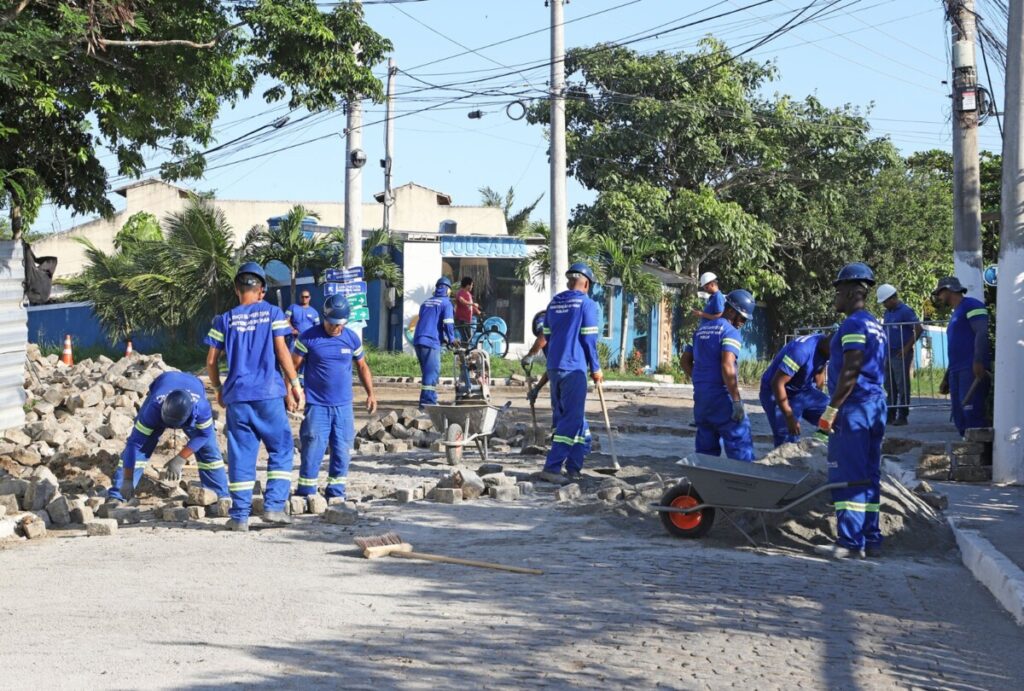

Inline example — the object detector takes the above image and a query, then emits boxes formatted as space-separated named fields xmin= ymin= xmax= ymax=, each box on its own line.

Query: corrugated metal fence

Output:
xmin=0 ymin=241 xmax=27 ymax=431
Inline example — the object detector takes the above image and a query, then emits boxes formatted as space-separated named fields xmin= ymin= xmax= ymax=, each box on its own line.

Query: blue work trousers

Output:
xmin=884 ymin=351 xmax=912 ymax=421
xmin=109 ymin=427 xmax=228 ymax=501
xmin=415 ymin=344 xmax=441 ymax=408
xmin=949 ymin=368 xmax=990 ymax=437
xmin=298 ymin=404 xmax=354 ymax=499
xmin=759 ymin=386 xmax=829 ymax=447
xmin=226 ymin=398 xmax=294 ymax=521
xmin=827 ymin=396 xmax=886 ymax=551
xmin=694 ymin=388 xmax=754 ymax=461
xmin=544 ymin=369 xmax=592 ymax=475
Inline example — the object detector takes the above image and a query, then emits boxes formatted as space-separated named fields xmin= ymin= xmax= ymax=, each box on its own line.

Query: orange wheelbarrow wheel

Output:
xmin=659 ymin=481 xmax=716 ymax=539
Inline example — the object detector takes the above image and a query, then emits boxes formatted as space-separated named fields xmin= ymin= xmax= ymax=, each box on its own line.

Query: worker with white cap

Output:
xmin=691 ymin=272 xmax=725 ymax=322
xmin=877 ymin=284 xmax=922 ymax=426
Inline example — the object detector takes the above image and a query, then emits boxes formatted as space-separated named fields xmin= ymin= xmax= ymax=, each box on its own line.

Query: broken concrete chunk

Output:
xmin=86 ymin=519 xmax=118 ymax=536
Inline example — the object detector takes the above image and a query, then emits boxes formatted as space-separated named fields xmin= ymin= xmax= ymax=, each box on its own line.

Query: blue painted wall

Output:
xmin=28 ymin=303 xmax=163 ymax=352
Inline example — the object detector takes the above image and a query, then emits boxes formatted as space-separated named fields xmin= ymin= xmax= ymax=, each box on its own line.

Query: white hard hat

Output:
xmin=698 ymin=272 xmax=717 ymax=289
xmin=876 ymin=283 xmax=897 ymax=304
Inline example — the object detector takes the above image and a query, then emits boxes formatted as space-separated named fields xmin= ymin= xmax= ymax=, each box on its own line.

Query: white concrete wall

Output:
xmin=34 ymin=179 xmax=508 ymax=279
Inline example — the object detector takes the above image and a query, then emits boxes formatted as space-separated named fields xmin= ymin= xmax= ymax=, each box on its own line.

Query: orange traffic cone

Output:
xmin=124 ymin=340 xmax=134 ymax=358
xmin=60 ymin=334 xmax=74 ymax=366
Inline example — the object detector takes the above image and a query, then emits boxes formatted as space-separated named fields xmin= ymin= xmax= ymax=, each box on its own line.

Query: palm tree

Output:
xmin=598 ymin=235 xmax=666 ymax=372
xmin=240 ymin=204 xmax=326 ymax=298
xmin=319 ymin=226 xmax=404 ymax=292
xmin=480 ymin=185 xmax=543 ymax=234
xmin=515 ymin=223 xmax=604 ymax=290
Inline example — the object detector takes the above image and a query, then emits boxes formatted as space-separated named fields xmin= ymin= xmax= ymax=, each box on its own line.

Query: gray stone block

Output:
xmin=482 ymin=473 xmax=515 ymax=487
xmin=186 ymin=483 xmax=218 ymax=506
xmin=306 ymin=494 xmax=328 ymax=515
xmin=45 ymin=495 xmax=72 ymax=526
xmin=516 ymin=481 xmax=534 ymax=496
xmin=205 ymin=498 xmax=232 ymax=518
xmin=251 ymin=496 xmax=265 ymax=514
xmin=186 ymin=506 xmax=205 ymax=520
xmin=110 ymin=507 xmax=141 ymax=525
xmin=964 ymin=427 xmax=994 ymax=443
xmin=288 ymin=495 xmax=307 ymax=515
xmin=395 ymin=488 xmax=416 ymax=504
xmin=430 ymin=487 xmax=462 ymax=504
xmin=85 ymin=519 xmax=118 ymax=536
xmin=161 ymin=507 xmax=190 ymax=522
xmin=379 ymin=410 xmax=399 ymax=429
xmin=70 ymin=506 xmax=94 ymax=524
xmin=488 ymin=485 xmax=520 ymax=502
xmin=0 ymin=479 xmax=29 ymax=498
xmin=19 ymin=515 xmax=46 ymax=539
xmin=324 ymin=506 xmax=358 ymax=525
xmin=0 ymin=494 xmax=18 ymax=515
xmin=454 ymin=469 xmax=486 ymax=500
xmin=384 ymin=440 xmax=412 ymax=453
xmin=555 ymin=483 xmax=582 ymax=502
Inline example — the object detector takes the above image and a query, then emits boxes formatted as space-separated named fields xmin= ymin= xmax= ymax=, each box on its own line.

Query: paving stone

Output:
xmin=379 ymin=410 xmax=399 ymax=429
xmin=205 ymin=498 xmax=232 ymax=518
xmin=70 ymin=506 xmax=94 ymax=524
xmin=186 ymin=483 xmax=218 ymax=506
xmin=597 ymin=486 xmax=624 ymax=502
xmin=19 ymin=515 xmax=46 ymax=539
xmin=964 ymin=427 xmax=994 ymax=443
xmin=555 ymin=483 xmax=582 ymax=502
xmin=306 ymin=494 xmax=328 ymax=515
xmin=250 ymin=496 xmax=265 ymax=514
xmin=364 ymin=419 xmax=386 ymax=440
xmin=85 ymin=519 xmax=118 ymax=536
xmin=420 ymin=480 xmax=439 ymax=497
xmin=477 ymin=463 xmax=504 ymax=476
xmin=389 ymin=422 xmax=412 ymax=440
xmin=955 ymin=453 xmax=986 ymax=467
xmin=162 ymin=507 xmax=190 ymax=522
xmin=385 ymin=440 xmax=412 ymax=453
xmin=516 ymin=481 xmax=534 ymax=496
xmin=0 ymin=478 xmax=29 ymax=498
xmin=0 ymin=494 xmax=18 ymax=515
xmin=409 ymin=417 xmax=434 ymax=431
xmin=395 ymin=488 xmax=416 ymax=504
xmin=454 ymin=470 xmax=486 ymax=500
xmin=288 ymin=496 xmax=307 ymax=515
xmin=488 ymin=485 xmax=520 ymax=502
xmin=86 ymin=496 xmax=105 ymax=511
xmin=22 ymin=468 xmax=59 ymax=511
xmin=324 ymin=506 xmax=358 ymax=525
xmin=953 ymin=466 xmax=992 ymax=483
xmin=429 ymin=488 xmax=462 ymax=504
xmin=110 ymin=507 xmax=141 ymax=525
xmin=482 ymin=473 xmax=516 ymax=488
xmin=45 ymin=495 xmax=72 ymax=527
xmin=186 ymin=506 xmax=205 ymax=520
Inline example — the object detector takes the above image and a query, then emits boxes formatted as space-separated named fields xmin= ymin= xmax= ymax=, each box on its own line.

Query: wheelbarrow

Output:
xmin=424 ymin=402 xmax=502 ymax=465
xmin=650 ymin=453 xmax=870 ymax=546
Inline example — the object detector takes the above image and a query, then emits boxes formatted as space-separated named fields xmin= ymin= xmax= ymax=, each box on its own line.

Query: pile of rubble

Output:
xmin=354 ymin=407 xmax=539 ymax=455
xmin=389 ymin=463 xmax=535 ymax=505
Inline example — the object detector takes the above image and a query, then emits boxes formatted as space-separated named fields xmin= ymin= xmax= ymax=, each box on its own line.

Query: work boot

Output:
xmin=565 ymin=471 xmax=584 ymax=482
xmin=891 ymin=418 xmax=908 ymax=427
xmin=864 ymin=545 xmax=883 ymax=559
xmin=536 ymin=470 xmax=569 ymax=485
xmin=224 ymin=518 xmax=249 ymax=532
xmin=813 ymin=543 xmax=865 ymax=560
xmin=262 ymin=510 xmax=293 ymax=526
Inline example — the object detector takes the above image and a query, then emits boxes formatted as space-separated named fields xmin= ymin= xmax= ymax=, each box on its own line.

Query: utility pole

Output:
xmin=548 ymin=0 xmax=568 ymax=293
xmin=948 ymin=0 xmax=985 ymax=300
xmin=993 ymin=0 xmax=1024 ymax=485
xmin=343 ymin=0 xmax=364 ymax=268
xmin=382 ymin=58 xmax=397 ymax=234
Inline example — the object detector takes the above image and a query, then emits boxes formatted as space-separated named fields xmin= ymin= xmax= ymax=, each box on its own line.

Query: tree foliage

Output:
xmin=479 ymin=185 xmax=543 ymax=234
xmin=114 ymin=212 xmax=162 ymax=250
xmin=597 ymin=235 xmax=665 ymax=371
xmin=514 ymin=223 xmax=604 ymax=290
xmin=1 ymin=0 xmax=391 ymax=235
xmin=240 ymin=204 xmax=326 ymax=297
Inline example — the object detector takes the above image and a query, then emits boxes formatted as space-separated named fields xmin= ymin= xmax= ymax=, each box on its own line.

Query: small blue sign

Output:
xmin=325 ymin=266 xmax=364 ymax=283
xmin=323 ymin=281 xmax=367 ymax=297
xmin=983 ymin=264 xmax=998 ymax=287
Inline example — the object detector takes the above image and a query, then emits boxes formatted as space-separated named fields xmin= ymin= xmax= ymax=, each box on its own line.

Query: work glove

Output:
xmin=521 ymin=355 xmax=534 ymax=368
xmin=730 ymin=400 xmax=746 ymax=423
xmin=161 ymin=454 xmax=187 ymax=482
xmin=527 ymin=385 xmax=541 ymax=405
xmin=815 ymin=406 xmax=839 ymax=440
xmin=120 ymin=477 xmax=135 ymax=502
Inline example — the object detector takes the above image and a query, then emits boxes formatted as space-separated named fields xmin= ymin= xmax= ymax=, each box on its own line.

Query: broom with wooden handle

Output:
xmin=354 ymin=532 xmax=543 ymax=575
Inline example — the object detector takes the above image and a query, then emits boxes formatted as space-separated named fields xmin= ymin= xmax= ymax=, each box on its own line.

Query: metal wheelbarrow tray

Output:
xmin=650 ymin=453 xmax=870 ymax=545
xmin=424 ymin=403 xmax=500 ymax=465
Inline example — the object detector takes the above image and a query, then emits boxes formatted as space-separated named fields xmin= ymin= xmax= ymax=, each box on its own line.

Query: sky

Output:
xmin=31 ymin=0 xmax=1007 ymax=234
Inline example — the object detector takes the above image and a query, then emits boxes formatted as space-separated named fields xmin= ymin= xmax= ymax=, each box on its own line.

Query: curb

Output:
xmin=948 ymin=517 xmax=1024 ymax=627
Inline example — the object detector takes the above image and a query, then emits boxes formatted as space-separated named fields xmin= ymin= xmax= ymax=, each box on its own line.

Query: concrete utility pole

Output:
xmin=993 ymin=0 xmax=1024 ymax=485
xmin=948 ymin=0 xmax=986 ymax=300
xmin=343 ymin=0 xmax=364 ymax=268
xmin=549 ymin=0 xmax=568 ymax=292
xmin=382 ymin=58 xmax=397 ymax=233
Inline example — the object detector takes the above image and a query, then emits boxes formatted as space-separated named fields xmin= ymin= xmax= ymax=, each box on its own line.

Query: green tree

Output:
xmin=240 ymin=205 xmax=326 ymax=298
xmin=114 ymin=212 xmax=162 ymax=251
xmin=597 ymin=235 xmax=665 ymax=371
xmin=1 ymin=0 xmax=391 ymax=237
xmin=515 ymin=223 xmax=604 ymax=290
xmin=479 ymin=185 xmax=543 ymax=234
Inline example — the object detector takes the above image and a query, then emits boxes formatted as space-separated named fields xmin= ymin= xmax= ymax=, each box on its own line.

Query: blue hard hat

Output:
xmin=436 ymin=276 xmax=452 ymax=289
xmin=566 ymin=262 xmax=596 ymax=285
xmin=531 ymin=310 xmax=546 ymax=338
xmin=235 ymin=261 xmax=267 ymax=287
xmin=725 ymin=289 xmax=755 ymax=320
xmin=833 ymin=262 xmax=876 ymax=286
xmin=323 ymin=294 xmax=351 ymax=325
xmin=161 ymin=390 xmax=194 ymax=428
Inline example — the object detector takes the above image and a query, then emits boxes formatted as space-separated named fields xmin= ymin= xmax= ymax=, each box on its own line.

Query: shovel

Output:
xmin=592 ymin=381 xmax=621 ymax=476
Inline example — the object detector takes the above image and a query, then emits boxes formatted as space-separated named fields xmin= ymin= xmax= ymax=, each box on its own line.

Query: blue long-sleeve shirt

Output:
xmin=413 ymin=287 xmax=456 ymax=348
xmin=543 ymin=289 xmax=602 ymax=374
xmin=122 ymin=372 xmax=214 ymax=470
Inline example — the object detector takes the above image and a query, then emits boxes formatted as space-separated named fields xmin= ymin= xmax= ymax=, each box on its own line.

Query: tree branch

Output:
xmin=1 ymin=0 xmax=32 ymax=24
xmin=97 ymin=37 xmax=217 ymax=49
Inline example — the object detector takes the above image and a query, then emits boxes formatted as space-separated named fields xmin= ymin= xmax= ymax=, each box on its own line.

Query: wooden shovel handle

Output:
xmin=391 ymin=550 xmax=543 ymax=575
xmin=595 ymin=382 xmax=621 ymax=470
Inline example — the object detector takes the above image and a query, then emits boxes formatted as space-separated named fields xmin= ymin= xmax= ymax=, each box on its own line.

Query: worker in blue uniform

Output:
xmin=691 ymin=290 xmax=756 ymax=461
xmin=933 ymin=276 xmax=990 ymax=435
xmin=759 ymin=334 xmax=830 ymax=447
xmin=286 ymin=289 xmax=320 ymax=345
xmin=291 ymin=295 xmax=377 ymax=500
xmin=877 ymin=283 xmax=922 ymax=426
xmin=691 ymin=271 xmax=725 ymax=321
xmin=815 ymin=262 xmax=888 ymax=560
xmin=205 ymin=262 xmax=305 ymax=532
xmin=412 ymin=277 xmax=458 ymax=409
xmin=524 ymin=310 xmax=549 ymax=403
xmin=537 ymin=262 xmax=603 ymax=483
xmin=107 ymin=371 xmax=228 ymax=504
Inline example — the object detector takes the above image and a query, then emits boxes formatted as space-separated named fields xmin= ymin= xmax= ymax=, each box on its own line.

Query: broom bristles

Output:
xmin=354 ymin=531 xmax=404 ymax=550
